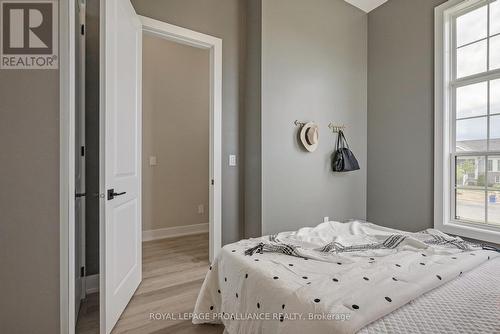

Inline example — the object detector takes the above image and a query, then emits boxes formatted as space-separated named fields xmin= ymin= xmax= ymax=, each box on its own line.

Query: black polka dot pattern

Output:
xmin=207 ymin=237 xmax=485 ymax=323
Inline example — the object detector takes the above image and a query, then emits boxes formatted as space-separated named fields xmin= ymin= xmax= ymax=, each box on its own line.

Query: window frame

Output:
xmin=435 ymin=0 xmax=500 ymax=244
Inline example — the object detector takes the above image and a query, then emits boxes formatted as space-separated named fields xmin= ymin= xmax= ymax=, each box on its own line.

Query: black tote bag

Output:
xmin=332 ymin=130 xmax=360 ymax=172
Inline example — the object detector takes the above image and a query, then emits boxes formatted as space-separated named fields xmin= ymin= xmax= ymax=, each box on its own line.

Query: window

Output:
xmin=436 ymin=0 xmax=500 ymax=243
xmin=453 ymin=1 xmax=500 ymax=225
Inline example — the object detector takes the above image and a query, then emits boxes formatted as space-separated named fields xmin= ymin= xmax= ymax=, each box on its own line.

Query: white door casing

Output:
xmin=139 ymin=16 xmax=223 ymax=262
xmin=100 ymin=0 xmax=142 ymax=333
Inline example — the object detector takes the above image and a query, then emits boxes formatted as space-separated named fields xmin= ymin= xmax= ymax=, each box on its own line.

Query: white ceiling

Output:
xmin=344 ymin=0 xmax=388 ymax=13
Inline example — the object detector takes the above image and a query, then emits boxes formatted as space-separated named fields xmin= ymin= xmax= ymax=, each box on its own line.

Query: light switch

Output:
xmin=198 ymin=204 xmax=204 ymax=214
xmin=229 ymin=154 xmax=237 ymax=167
xmin=149 ymin=156 xmax=157 ymax=166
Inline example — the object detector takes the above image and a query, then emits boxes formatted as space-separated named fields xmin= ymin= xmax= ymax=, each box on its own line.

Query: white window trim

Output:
xmin=435 ymin=0 xmax=500 ymax=244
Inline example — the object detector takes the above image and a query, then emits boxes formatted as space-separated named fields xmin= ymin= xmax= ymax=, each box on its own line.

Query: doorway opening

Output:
xmin=141 ymin=33 xmax=210 ymax=245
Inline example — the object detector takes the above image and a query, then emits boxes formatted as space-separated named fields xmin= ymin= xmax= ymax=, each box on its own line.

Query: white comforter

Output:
xmin=192 ymin=221 xmax=498 ymax=334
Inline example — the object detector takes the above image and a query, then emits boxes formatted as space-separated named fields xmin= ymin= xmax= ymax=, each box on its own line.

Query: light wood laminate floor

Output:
xmin=76 ymin=233 xmax=224 ymax=334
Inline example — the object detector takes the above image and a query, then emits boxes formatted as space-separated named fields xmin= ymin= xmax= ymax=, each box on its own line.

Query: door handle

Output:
xmin=107 ymin=189 xmax=126 ymax=200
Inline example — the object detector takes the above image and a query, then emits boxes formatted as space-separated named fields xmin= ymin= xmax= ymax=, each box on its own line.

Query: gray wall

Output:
xmin=142 ymin=35 xmax=210 ymax=231
xmin=244 ymin=0 xmax=262 ymax=238
xmin=367 ymin=0 xmax=446 ymax=232
xmin=131 ymin=0 xmax=247 ymax=244
xmin=261 ymin=0 xmax=368 ymax=234
xmin=0 ymin=35 xmax=60 ymax=334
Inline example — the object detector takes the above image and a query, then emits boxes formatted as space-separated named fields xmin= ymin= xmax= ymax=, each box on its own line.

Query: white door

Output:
xmin=101 ymin=0 xmax=142 ymax=333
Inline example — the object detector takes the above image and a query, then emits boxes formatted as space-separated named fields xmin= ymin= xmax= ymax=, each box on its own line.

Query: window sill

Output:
xmin=439 ymin=220 xmax=500 ymax=244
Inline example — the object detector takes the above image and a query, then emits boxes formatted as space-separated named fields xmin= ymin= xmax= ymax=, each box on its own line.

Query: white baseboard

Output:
xmin=85 ymin=274 xmax=99 ymax=294
xmin=142 ymin=223 xmax=209 ymax=242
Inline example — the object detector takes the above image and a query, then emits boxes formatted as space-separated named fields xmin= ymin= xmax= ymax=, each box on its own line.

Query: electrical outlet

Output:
xmin=323 ymin=216 xmax=329 ymax=223
xmin=149 ymin=156 xmax=157 ymax=166
xmin=198 ymin=204 xmax=204 ymax=215
xmin=229 ymin=154 xmax=237 ymax=166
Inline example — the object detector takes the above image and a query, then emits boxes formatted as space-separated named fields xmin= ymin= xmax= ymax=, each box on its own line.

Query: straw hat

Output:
xmin=299 ymin=122 xmax=319 ymax=152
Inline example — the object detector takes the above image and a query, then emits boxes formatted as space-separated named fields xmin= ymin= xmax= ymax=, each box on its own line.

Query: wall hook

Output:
xmin=328 ymin=123 xmax=346 ymax=133
xmin=294 ymin=120 xmax=308 ymax=127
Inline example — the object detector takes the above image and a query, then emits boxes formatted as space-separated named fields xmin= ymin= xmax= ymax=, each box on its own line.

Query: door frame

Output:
xmin=138 ymin=16 xmax=223 ymax=261
xmin=60 ymin=10 xmax=223 ymax=334
xmin=60 ymin=0 xmax=76 ymax=333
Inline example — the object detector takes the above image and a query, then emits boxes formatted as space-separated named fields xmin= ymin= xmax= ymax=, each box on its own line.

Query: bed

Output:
xmin=192 ymin=220 xmax=499 ymax=334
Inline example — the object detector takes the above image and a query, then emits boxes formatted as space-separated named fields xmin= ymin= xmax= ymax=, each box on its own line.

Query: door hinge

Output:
xmin=81 ymin=146 xmax=85 ymax=157
xmin=81 ymin=24 xmax=85 ymax=35
xmin=80 ymin=266 xmax=85 ymax=277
